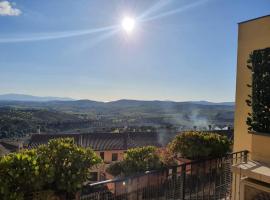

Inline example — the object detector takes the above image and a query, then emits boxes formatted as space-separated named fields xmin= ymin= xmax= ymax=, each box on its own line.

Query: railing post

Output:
xmin=243 ymin=150 xmax=248 ymax=163
xmin=136 ymin=176 xmax=139 ymax=200
xmin=180 ymin=164 xmax=186 ymax=200
xmin=171 ymin=166 xmax=177 ymax=199
xmin=172 ymin=166 xmax=177 ymax=179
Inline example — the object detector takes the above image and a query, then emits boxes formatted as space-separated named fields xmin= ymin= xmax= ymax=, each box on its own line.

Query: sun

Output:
xmin=121 ymin=17 xmax=135 ymax=33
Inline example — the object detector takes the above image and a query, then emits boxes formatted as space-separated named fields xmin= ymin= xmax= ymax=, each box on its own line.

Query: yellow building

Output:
xmin=233 ymin=15 xmax=270 ymax=200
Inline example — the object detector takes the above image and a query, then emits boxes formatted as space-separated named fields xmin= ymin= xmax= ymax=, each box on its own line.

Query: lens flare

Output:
xmin=121 ymin=17 xmax=135 ymax=33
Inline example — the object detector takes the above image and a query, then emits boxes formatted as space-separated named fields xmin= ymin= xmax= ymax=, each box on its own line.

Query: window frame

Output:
xmin=112 ymin=153 xmax=118 ymax=161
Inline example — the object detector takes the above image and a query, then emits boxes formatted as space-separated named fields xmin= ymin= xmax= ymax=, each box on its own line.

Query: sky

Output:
xmin=0 ymin=0 xmax=269 ymax=102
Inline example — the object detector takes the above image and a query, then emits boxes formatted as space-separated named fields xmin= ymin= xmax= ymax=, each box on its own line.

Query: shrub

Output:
xmin=168 ymin=131 xmax=231 ymax=160
xmin=106 ymin=161 xmax=124 ymax=177
xmin=157 ymin=148 xmax=177 ymax=166
xmin=36 ymin=138 xmax=102 ymax=194
xmin=107 ymin=146 xmax=163 ymax=176
xmin=0 ymin=149 xmax=41 ymax=200
xmin=0 ymin=138 xmax=102 ymax=199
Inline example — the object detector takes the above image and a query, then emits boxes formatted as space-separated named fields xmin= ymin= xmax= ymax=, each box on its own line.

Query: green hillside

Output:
xmin=0 ymin=107 xmax=89 ymax=138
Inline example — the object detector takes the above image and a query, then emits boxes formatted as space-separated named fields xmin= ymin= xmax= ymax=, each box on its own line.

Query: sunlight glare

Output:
xmin=121 ymin=17 xmax=135 ymax=33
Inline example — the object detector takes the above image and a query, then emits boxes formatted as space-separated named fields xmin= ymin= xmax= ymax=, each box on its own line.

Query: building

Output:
xmin=232 ymin=15 xmax=270 ymax=200
xmin=28 ymin=132 xmax=162 ymax=182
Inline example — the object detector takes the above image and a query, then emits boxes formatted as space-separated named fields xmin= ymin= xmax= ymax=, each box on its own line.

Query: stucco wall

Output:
xmin=90 ymin=150 xmax=125 ymax=181
xmin=96 ymin=150 xmax=125 ymax=163
xmin=234 ymin=15 xmax=270 ymax=164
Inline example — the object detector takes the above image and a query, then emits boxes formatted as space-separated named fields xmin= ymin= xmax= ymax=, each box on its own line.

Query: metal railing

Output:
xmin=79 ymin=151 xmax=248 ymax=200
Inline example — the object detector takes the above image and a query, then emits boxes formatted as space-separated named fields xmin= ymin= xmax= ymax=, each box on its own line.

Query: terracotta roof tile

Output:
xmin=28 ymin=132 xmax=162 ymax=150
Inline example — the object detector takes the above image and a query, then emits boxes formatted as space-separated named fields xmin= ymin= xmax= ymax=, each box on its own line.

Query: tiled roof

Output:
xmin=28 ymin=132 xmax=162 ymax=150
xmin=0 ymin=144 xmax=10 ymax=156
xmin=0 ymin=141 xmax=19 ymax=152
xmin=127 ymin=132 xmax=162 ymax=148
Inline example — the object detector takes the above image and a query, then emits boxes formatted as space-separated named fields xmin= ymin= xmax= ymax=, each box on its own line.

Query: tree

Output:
xmin=0 ymin=149 xmax=41 ymax=200
xmin=36 ymin=138 xmax=102 ymax=195
xmin=106 ymin=161 xmax=124 ymax=177
xmin=168 ymin=131 xmax=231 ymax=160
xmin=0 ymin=138 xmax=102 ymax=199
xmin=157 ymin=148 xmax=177 ymax=166
xmin=107 ymin=146 xmax=163 ymax=176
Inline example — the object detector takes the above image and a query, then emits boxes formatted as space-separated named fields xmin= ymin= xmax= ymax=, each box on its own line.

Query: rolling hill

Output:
xmin=0 ymin=95 xmax=235 ymax=138
xmin=0 ymin=93 xmax=74 ymax=102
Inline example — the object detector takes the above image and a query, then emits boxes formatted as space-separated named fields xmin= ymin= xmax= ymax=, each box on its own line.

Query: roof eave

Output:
xmin=238 ymin=14 xmax=270 ymax=25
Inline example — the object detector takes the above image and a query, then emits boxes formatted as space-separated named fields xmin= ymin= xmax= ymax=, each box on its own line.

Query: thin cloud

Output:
xmin=0 ymin=1 xmax=21 ymax=16
xmin=0 ymin=25 xmax=118 ymax=43
xmin=141 ymin=0 xmax=211 ymax=22
xmin=138 ymin=0 xmax=172 ymax=20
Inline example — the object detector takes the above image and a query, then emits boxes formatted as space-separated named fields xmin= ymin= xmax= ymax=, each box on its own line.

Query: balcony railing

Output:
xmin=79 ymin=150 xmax=248 ymax=200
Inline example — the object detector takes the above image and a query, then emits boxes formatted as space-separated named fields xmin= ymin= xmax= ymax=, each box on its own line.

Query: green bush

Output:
xmin=37 ymin=138 xmax=102 ymax=194
xmin=0 ymin=138 xmax=102 ymax=199
xmin=246 ymin=47 xmax=270 ymax=133
xmin=0 ymin=149 xmax=41 ymax=200
xmin=107 ymin=146 xmax=163 ymax=176
xmin=106 ymin=161 xmax=123 ymax=177
xmin=168 ymin=131 xmax=231 ymax=160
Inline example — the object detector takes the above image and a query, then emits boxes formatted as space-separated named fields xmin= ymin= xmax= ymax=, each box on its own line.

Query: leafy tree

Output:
xmin=36 ymin=138 xmax=102 ymax=195
xmin=0 ymin=138 xmax=102 ymax=199
xmin=107 ymin=146 xmax=163 ymax=176
xmin=168 ymin=131 xmax=231 ymax=160
xmin=106 ymin=161 xmax=124 ymax=177
xmin=157 ymin=148 xmax=177 ymax=166
xmin=0 ymin=149 xmax=42 ymax=200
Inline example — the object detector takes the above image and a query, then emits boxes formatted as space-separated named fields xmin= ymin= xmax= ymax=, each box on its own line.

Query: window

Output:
xmin=112 ymin=153 xmax=118 ymax=161
xmin=100 ymin=152 xmax=104 ymax=160
xmin=89 ymin=172 xmax=98 ymax=182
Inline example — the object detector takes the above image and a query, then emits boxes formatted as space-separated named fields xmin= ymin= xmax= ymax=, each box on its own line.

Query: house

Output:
xmin=28 ymin=132 xmax=162 ymax=181
xmin=232 ymin=15 xmax=270 ymax=200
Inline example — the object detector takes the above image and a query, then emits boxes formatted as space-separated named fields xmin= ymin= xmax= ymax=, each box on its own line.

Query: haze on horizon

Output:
xmin=0 ymin=0 xmax=269 ymax=102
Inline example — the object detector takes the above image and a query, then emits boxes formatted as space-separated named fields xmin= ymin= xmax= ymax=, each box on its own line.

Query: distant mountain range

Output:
xmin=0 ymin=94 xmax=74 ymax=102
xmin=0 ymin=93 xmax=234 ymax=106
xmin=184 ymin=101 xmax=234 ymax=106
xmin=0 ymin=94 xmax=235 ymax=138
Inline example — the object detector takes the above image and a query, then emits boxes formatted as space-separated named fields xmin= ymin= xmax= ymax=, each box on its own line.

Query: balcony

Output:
xmin=78 ymin=151 xmax=248 ymax=200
